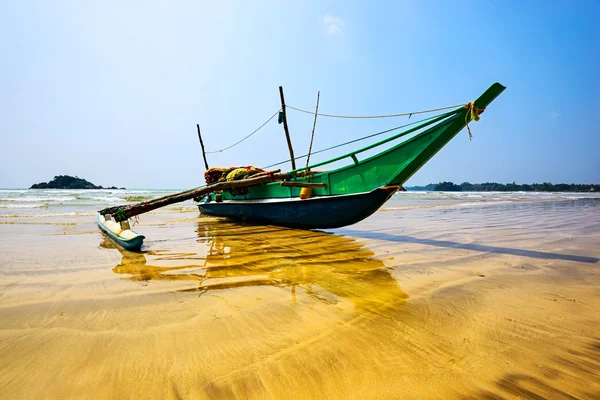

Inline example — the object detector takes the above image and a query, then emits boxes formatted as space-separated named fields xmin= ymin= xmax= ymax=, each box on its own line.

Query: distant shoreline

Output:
xmin=406 ymin=182 xmax=598 ymax=193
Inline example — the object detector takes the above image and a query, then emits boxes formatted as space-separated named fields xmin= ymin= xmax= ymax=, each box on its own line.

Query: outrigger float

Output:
xmin=98 ymin=83 xmax=505 ymax=250
xmin=97 ymin=213 xmax=145 ymax=251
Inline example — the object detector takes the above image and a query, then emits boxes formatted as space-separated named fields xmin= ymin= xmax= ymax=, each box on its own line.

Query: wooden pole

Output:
xmin=306 ymin=91 xmax=320 ymax=170
xmin=196 ymin=124 xmax=210 ymax=170
xmin=99 ymin=169 xmax=281 ymax=216
xmin=278 ymin=86 xmax=296 ymax=170
xmin=105 ymin=170 xmax=289 ymax=222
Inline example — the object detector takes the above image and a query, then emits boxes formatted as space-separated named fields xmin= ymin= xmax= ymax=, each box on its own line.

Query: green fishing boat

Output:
xmin=99 ymin=82 xmax=505 ymax=240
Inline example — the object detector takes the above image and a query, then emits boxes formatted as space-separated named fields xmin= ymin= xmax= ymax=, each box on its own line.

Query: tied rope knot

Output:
xmin=464 ymin=102 xmax=485 ymax=140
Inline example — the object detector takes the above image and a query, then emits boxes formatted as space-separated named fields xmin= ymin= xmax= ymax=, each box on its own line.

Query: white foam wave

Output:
xmin=4 ymin=196 xmax=77 ymax=202
xmin=89 ymin=197 xmax=125 ymax=202
xmin=0 ymin=203 xmax=47 ymax=209
xmin=0 ymin=211 xmax=95 ymax=218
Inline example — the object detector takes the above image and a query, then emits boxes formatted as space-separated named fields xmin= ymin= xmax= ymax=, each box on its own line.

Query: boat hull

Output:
xmin=198 ymin=186 xmax=398 ymax=229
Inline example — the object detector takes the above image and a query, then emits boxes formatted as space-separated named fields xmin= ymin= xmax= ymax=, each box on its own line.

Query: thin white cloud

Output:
xmin=321 ymin=14 xmax=344 ymax=36
xmin=551 ymin=111 xmax=560 ymax=119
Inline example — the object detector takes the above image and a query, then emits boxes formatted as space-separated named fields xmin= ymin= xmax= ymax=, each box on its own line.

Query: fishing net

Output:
xmin=204 ymin=166 xmax=267 ymax=195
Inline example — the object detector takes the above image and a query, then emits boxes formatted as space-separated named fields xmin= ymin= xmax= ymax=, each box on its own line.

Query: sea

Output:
xmin=1 ymin=188 xmax=598 ymax=219
xmin=0 ymin=188 xmax=177 ymax=218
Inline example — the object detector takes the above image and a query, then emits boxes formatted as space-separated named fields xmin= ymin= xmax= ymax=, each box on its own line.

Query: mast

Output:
xmin=196 ymin=124 xmax=209 ymax=170
xmin=278 ymin=86 xmax=296 ymax=170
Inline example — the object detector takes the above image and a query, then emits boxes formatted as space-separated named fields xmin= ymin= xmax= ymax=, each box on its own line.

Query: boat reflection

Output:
xmin=107 ymin=220 xmax=408 ymax=309
xmin=102 ymin=237 xmax=206 ymax=282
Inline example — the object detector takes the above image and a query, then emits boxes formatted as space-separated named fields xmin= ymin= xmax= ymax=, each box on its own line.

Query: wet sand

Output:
xmin=0 ymin=199 xmax=599 ymax=399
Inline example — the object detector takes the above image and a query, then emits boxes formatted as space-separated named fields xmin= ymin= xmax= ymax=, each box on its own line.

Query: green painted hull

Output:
xmin=204 ymin=83 xmax=505 ymax=204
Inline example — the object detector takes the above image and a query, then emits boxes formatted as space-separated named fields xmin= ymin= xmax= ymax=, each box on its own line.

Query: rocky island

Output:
xmin=30 ymin=175 xmax=124 ymax=189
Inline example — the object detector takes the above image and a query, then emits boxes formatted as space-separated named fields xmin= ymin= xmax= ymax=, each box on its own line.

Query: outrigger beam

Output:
xmin=99 ymin=170 xmax=287 ymax=222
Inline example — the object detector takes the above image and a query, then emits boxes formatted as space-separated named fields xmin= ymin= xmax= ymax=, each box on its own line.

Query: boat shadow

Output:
xmin=103 ymin=220 xmax=408 ymax=310
xmin=337 ymin=228 xmax=599 ymax=264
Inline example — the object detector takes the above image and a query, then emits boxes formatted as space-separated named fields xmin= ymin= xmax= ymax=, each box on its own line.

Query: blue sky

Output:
xmin=1 ymin=1 xmax=598 ymax=188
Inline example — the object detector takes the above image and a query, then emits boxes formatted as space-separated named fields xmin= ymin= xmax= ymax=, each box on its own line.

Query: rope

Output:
xmin=286 ymin=103 xmax=464 ymax=119
xmin=262 ymin=111 xmax=455 ymax=170
xmin=463 ymin=102 xmax=485 ymax=140
xmin=205 ymin=108 xmax=282 ymax=154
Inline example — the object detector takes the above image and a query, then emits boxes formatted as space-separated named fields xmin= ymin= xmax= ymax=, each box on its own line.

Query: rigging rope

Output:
xmin=286 ymin=103 xmax=464 ymax=119
xmin=262 ymin=110 xmax=457 ymax=170
xmin=205 ymin=108 xmax=282 ymax=154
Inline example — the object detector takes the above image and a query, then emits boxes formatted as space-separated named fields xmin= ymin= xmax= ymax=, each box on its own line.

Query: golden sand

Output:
xmin=0 ymin=201 xmax=599 ymax=399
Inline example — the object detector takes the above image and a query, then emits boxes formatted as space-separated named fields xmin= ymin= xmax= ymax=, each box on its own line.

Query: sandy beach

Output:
xmin=3 ymin=0 xmax=599 ymax=398
xmin=0 ymin=191 xmax=599 ymax=399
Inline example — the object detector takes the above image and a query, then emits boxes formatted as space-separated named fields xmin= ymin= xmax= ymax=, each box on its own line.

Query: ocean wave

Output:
xmin=35 ymin=189 xmax=154 ymax=194
xmin=381 ymin=200 xmax=519 ymax=211
xmin=3 ymin=196 xmax=77 ymax=202
xmin=0 ymin=190 xmax=30 ymax=194
xmin=0 ymin=203 xmax=48 ymax=209
xmin=89 ymin=197 xmax=125 ymax=202
xmin=399 ymin=191 xmax=600 ymax=201
xmin=0 ymin=211 xmax=96 ymax=218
